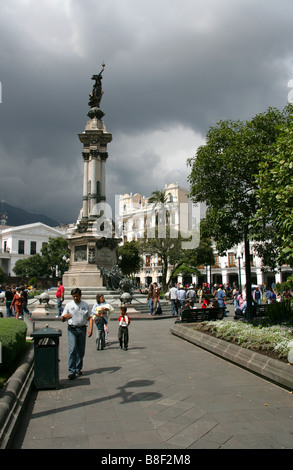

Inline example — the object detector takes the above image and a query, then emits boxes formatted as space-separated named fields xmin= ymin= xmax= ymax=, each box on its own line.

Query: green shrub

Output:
xmin=265 ymin=301 xmax=293 ymax=324
xmin=0 ymin=319 xmax=27 ymax=372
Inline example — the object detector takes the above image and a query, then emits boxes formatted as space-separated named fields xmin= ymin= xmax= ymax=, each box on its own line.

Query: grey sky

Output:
xmin=0 ymin=0 xmax=292 ymax=223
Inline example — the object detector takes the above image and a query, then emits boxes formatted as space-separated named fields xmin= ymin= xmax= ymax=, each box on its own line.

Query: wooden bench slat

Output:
xmin=177 ymin=307 xmax=225 ymax=323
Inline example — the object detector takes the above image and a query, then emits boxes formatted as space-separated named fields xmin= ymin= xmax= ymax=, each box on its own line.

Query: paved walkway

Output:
xmin=11 ymin=317 xmax=293 ymax=450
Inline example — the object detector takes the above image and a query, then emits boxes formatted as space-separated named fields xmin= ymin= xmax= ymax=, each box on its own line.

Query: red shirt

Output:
xmin=56 ymin=285 xmax=64 ymax=298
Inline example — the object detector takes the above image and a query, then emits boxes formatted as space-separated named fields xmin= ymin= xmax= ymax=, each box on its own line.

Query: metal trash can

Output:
xmin=31 ymin=324 xmax=62 ymax=389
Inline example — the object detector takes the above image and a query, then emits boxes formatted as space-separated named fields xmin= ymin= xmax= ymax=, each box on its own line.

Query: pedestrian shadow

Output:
xmin=58 ymin=366 xmax=121 ymax=387
xmin=83 ymin=366 xmax=121 ymax=375
xmin=59 ymin=377 xmax=91 ymax=388
xmin=107 ymin=341 xmax=146 ymax=351
xmin=30 ymin=379 xmax=162 ymax=419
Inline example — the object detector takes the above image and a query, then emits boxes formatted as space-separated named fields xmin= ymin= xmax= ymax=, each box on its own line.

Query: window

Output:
xmin=18 ymin=240 xmax=25 ymax=254
xmin=228 ymin=252 xmax=236 ymax=267
xmin=213 ymin=255 xmax=220 ymax=268
xmin=30 ymin=241 xmax=37 ymax=255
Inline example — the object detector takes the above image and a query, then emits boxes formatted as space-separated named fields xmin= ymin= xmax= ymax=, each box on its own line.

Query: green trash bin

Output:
xmin=31 ymin=324 xmax=62 ymax=389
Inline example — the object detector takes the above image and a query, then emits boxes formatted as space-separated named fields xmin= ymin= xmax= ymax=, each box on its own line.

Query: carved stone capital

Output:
xmin=90 ymin=149 xmax=99 ymax=159
xmin=100 ymin=152 xmax=108 ymax=161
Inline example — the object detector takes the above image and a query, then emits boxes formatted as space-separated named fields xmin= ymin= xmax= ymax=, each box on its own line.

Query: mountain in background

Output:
xmin=0 ymin=201 xmax=60 ymax=227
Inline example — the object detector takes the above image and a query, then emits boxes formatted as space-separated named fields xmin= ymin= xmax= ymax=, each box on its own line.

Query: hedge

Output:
xmin=0 ymin=319 xmax=27 ymax=373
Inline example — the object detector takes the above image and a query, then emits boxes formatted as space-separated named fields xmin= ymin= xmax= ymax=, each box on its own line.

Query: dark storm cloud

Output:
xmin=0 ymin=0 xmax=293 ymax=223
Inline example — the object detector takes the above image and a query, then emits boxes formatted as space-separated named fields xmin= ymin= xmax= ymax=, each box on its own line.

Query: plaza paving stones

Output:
xmin=11 ymin=317 xmax=293 ymax=450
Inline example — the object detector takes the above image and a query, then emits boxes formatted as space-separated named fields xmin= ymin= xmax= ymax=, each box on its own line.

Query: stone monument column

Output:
xmin=62 ymin=64 xmax=120 ymax=289
xmin=82 ymin=152 xmax=89 ymax=219
xmin=89 ymin=149 xmax=98 ymax=213
xmin=100 ymin=152 xmax=107 ymax=201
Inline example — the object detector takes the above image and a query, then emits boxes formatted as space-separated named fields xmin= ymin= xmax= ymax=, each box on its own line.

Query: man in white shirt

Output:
xmin=62 ymin=288 xmax=93 ymax=380
xmin=169 ymin=285 xmax=178 ymax=316
xmin=176 ymin=286 xmax=186 ymax=319
xmin=187 ymin=286 xmax=196 ymax=307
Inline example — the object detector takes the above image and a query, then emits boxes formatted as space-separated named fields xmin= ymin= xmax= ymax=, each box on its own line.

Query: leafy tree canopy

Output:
xmin=13 ymin=254 xmax=47 ymax=279
xmin=118 ymin=240 xmax=143 ymax=277
xmin=252 ymin=120 xmax=293 ymax=266
xmin=187 ymin=105 xmax=293 ymax=260
xmin=41 ymin=237 xmax=70 ymax=276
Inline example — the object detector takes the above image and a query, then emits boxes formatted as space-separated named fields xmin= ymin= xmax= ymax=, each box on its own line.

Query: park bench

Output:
xmin=252 ymin=304 xmax=270 ymax=317
xmin=234 ymin=303 xmax=271 ymax=320
xmin=176 ymin=307 xmax=225 ymax=323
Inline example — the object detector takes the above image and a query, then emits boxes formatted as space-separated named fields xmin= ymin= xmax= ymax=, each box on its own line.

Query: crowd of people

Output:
xmin=232 ymin=283 xmax=292 ymax=317
xmin=167 ymin=283 xmax=228 ymax=319
xmin=1 ymin=279 xmax=292 ymax=382
xmin=1 ymin=284 xmax=31 ymax=319
xmin=165 ymin=282 xmax=293 ymax=320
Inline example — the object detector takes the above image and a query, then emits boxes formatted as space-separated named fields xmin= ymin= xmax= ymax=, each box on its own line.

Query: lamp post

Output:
xmin=237 ymin=254 xmax=242 ymax=291
xmin=61 ymin=255 xmax=70 ymax=277
xmin=205 ymin=264 xmax=209 ymax=290
xmin=244 ymin=226 xmax=252 ymax=321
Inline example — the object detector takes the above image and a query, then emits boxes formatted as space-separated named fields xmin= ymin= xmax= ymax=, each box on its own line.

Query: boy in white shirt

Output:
xmin=118 ymin=306 xmax=131 ymax=351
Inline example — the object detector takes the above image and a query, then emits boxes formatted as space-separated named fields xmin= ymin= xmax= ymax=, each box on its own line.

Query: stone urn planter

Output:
xmin=120 ymin=292 xmax=132 ymax=304
xmin=38 ymin=292 xmax=50 ymax=305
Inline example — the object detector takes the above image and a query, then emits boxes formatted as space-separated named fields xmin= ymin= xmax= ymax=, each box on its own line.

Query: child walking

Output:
xmin=92 ymin=294 xmax=114 ymax=346
xmin=93 ymin=308 xmax=109 ymax=350
xmin=12 ymin=287 xmax=24 ymax=319
xmin=118 ymin=306 xmax=131 ymax=350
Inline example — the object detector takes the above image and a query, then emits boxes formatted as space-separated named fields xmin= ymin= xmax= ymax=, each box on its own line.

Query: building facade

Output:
xmin=117 ymin=183 xmax=206 ymax=287
xmin=117 ymin=183 xmax=292 ymax=290
xmin=196 ymin=244 xmax=292 ymax=290
xmin=0 ymin=223 xmax=65 ymax=276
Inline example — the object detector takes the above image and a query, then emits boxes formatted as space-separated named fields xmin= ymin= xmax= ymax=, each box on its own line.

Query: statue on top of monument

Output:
xmin=88 ymin=63 xmax=105 ymax=109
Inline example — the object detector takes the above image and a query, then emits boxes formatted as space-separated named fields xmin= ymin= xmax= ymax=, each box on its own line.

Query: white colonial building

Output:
xmin=201 ymin=244 xmax=292 ymax=290
xmin=116 ymin=183 xmax=206 ymax=287
xmin=117 ymin=183 xmax=292 ymax=290
xmin=0 ymin=223 xmax=65 ymax=276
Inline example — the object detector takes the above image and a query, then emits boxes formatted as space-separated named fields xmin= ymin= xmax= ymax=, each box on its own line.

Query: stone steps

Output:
xmin=30 ymin=288 xmax=169 ymax=317
xmin=45 ymin=287 xmax=158 ymax=308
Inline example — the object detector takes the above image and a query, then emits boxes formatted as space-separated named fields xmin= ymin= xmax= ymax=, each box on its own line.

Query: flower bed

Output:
xmin=192 ymin=320 xmax=293 ymax=362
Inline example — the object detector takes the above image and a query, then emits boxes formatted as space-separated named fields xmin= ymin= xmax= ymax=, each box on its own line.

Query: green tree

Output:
xmin=147 ymin=190 xmax=167 ymax=206
xmin=147 ymin=189 xmax=169 ymax=229
xmin=0 ymin=266 xmax=5 ymax=284
xmin=252 ymin=121 xmax=293 ymax=266
xmin=140 ymin=226 xmax=214 ymax=291
xmin=13 ymin=254 xmax=47 ymax=279
xmin=187 ymin=105 xmax=292 ymax=317
xmin=188 ymin=106 xmax=290 ymax=253
xmin=140 ymin=227 xmax=186 ymax=291
xmin=118 ymin=241 xmax=142 ymax=277
xmin=41 ymin=237 xmax=70 ymax=277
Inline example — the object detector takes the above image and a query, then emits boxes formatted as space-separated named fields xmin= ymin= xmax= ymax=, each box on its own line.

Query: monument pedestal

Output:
xmin=62 ymin=231 xmax=119 ymax=289
xmin=62 ymin=263 xmax=103 ymax=289
xmin=31 ymin=305 xmax=51 ymax=317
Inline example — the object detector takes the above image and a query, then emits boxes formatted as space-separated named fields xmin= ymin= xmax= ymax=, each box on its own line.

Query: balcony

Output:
xmin=0 ymin=248 xmax=11 ymax=257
